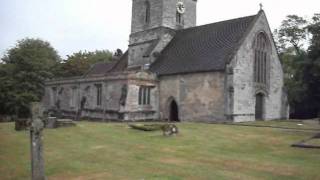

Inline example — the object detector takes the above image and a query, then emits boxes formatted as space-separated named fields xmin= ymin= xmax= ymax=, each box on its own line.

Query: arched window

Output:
xmin=254 ymin=32 xmax=269 ymax=86
xmin=145 ymin=1 xmax=150 ymax=24
xmin=176 ymin=11 xmax=182 ymax=24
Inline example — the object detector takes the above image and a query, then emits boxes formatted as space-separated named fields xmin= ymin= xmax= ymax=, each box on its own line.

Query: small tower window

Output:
xmin=145 ymin=1 xmax=150 ymax=23
xmin=176 ymin=11 xmax=182 ymax=24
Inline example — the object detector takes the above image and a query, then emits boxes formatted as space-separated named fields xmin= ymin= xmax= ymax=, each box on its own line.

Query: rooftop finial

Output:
xmin=259 ymin=3 xmax=263 ymax=11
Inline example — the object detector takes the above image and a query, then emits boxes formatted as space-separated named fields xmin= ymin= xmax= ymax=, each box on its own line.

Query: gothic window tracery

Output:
xmin=254 ymin=32 xmax=269 ymax=87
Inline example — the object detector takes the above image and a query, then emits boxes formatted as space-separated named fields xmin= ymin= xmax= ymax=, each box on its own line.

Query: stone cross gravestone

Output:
xmin=30 ymin=102 xmax=46 ymax=180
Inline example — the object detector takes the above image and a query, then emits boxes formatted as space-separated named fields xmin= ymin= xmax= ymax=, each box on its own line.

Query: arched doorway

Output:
xmin=255 ymin=93 xmax=264 ymax=120
xmin=169 ymin=100 xmax=179 ymax=122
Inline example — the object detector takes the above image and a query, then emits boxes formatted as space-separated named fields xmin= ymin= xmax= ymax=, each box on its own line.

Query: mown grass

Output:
xmin=0 ymin=121 xmax=319 ymax=180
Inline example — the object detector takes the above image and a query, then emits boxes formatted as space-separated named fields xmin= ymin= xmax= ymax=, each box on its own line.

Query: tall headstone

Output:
xmin=30 ymin=102 xmax=46 ymax=180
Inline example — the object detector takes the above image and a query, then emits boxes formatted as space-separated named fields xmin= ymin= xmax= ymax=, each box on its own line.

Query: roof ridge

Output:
xmin=178 ymin=14 xmax=257 ymax=33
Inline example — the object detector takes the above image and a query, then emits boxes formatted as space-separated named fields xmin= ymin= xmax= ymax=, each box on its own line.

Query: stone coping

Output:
xmin=205 ymin=121 xmax=320 ymax=131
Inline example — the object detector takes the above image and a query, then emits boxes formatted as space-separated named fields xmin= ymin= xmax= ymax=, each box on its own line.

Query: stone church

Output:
xmin=43 ymin=0 xmax=289 ymax=122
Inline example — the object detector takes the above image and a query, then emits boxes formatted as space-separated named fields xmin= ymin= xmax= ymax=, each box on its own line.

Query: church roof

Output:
xmin=150 ymin=14 xmax=258 ymax=75
xmin=110 ymin=51 xmax=128 ymax=72
xmin=85 ymin=51 xmax=128 ymax=77
xmin=85 ymin=61 xmax=117 ymax=77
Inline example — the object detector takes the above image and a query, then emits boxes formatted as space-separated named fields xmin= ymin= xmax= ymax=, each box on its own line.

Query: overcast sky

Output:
xmin=0 ymin=0 xmax=319 ymax=58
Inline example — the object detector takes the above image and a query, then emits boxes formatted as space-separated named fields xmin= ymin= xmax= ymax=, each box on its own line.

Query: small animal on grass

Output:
xmin=161 ymin=124 xmax=179 ymax=136
xmin=129 ymin=124 xmax=179 ymax=136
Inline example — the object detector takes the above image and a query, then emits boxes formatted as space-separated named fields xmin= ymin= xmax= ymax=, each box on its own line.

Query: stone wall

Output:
xmin=123 ymin=71 xmax=159 ymax=121
xmin=43 ymin=71 xmax=159 ymax=121
xmin=43 ymin=75 xmax=127 ymax=120
xmin=230 ymin=11 xmax=289 ymax=122
xmin=162 ymin=0 xmax=197 ymax=29
xmin=131 ymin=0 xmax=197 ymax=34
xmin=158 ymin=72 xmax=226 ymax=122
xmin=128 ymin=27 xmax=175 ymax=68
xmin=128 ymin=0 xmax=197 ymax=68
xmin=131 ymin=0 xmax=163 ymax=34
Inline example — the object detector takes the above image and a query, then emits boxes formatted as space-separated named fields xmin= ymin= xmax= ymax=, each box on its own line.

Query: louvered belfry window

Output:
xmin=254 ymin=33 xmax=268 ymax=85
xmin=176 ymin=11 xmax=182 ymax=24
xmin=145 ymin=1 xmax=150 ymax=24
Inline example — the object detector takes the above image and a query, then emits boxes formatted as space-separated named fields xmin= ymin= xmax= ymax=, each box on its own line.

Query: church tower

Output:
xmin=128 ymin=0 xmax=198 ymax=69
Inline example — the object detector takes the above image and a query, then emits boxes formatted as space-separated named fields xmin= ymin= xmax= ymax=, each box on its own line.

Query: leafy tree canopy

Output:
xmin=57 ymin=49 xmax=113 ymax=77
xmin=274 ymin=15 xmax=308 ymax=54
xmin=0 ymin=38 xmax=61 ymax=117
xmin=276 ymin=14 xmax=320 ymax=118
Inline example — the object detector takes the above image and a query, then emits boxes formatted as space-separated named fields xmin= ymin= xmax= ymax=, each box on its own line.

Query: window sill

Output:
xmin=138 ymin=105 xmax=153 ymax=110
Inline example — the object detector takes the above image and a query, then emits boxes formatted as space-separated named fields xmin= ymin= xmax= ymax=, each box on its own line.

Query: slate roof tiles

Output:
xmin=150 ymin=14 xmax=257 ymax=75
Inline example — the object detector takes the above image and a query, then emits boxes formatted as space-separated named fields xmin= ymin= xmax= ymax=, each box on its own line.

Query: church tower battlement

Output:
xmin=128 ymin=0 xmax=198 ymax=69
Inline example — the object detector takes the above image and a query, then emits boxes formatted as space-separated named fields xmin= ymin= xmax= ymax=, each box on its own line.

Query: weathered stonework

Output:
xmin=229 ymin=12 xmax=289 ymax=122
xmin=129 ymin=0 xmax=197 ymax=68
xmin=43 ymin=74 xmax=126 ymax=120
xmin=43 ymin=71 xmax=159 ymax=121
xmin=131 ymin=0 xmax=196 ymax=33
xmin=128 ymin=27 xmax=175 ymax=68
xmin=158 ymin=72 xmax=226 ymax=122
xmin=122 ymin=71 xmax=159 ymax=120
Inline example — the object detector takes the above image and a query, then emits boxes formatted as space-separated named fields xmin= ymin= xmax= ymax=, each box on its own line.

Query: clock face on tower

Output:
xmin=176 ymin=1 xmax=185 ymax=14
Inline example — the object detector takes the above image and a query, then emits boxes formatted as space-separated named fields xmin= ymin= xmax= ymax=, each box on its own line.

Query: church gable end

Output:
xmin=229 ymin=10 xmax=287 ymax=122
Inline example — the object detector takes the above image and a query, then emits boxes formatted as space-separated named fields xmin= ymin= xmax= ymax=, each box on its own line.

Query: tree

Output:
xmin=304 ymin=14 xmax=320 ymax=117
xmin=0 ymin=63 xmax=15 ymax=115
xmin=275 ymin=15 xmax=307 ymax=117
xmin=58 ymin=50 xmax=113 ymax=77
xmin=0 ymin=38 xmax=61 ymax=117
xmin=274 ymin=15 xmax=308 ymax=54
xmin=275 ymin=14 xmax=320 ymax=118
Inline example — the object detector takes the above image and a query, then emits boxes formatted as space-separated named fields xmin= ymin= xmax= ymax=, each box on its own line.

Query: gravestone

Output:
xmin=30 ymin=102 xmax=46 ymax=180
xmin=46 ymin=117 xmax=57 ymax=129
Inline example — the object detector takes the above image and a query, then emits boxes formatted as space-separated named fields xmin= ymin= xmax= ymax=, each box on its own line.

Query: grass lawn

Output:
xmin=0 ymin=121 xmax=320 ymax=180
